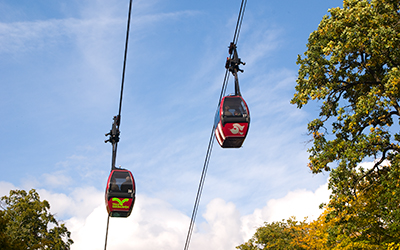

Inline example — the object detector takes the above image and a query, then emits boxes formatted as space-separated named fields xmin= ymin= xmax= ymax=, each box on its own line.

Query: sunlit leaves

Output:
xmin=292 ymin=0 xmax=400 ymax=173
xmin=0 ymin=189 xmax=73 ymax=249
xmin=236 ymin=217 xmax=308 ymax=250
xmin=290 ymin=0 xmax=400 ymax=248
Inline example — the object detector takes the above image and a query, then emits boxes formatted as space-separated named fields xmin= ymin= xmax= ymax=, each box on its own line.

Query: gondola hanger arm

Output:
xmin=105 ymin=115 xmax=120 ymax=144
xmin=225 ymin=42 xmax=245 ymax=74
xmin=225 ymin=42 xmax=245 ymax=96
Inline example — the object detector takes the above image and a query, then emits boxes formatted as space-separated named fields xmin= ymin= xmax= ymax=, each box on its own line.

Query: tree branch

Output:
xmin=353 ymin=145 xmax=396 ymax=197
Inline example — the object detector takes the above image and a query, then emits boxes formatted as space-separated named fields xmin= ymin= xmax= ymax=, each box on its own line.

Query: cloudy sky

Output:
xmin=0 ymin=0 xmax=343 ymax=249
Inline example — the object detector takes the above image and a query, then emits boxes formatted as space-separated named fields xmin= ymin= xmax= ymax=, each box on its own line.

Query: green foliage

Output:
xmin=237 ymin=206 xmax=400 ymax=250
xmin=236 ymin=217 xmax=307 ymax=250
xmin=0 ymin=210 xmax=25 ymax=250
xmin=290 ymin=0 xmax=400 ymax=248
xmin=0 ymin=189 xmax=73 ymax=250
xmin=239 ymin=1 xmax=400 ymax=248
xmin=325 ymin=168 xmax=400 ymax=249
xmin=292 ymin=0 xmax=400 ymax=174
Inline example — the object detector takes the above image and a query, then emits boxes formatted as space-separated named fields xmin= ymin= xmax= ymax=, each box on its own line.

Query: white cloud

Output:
xmin=265 ymin=183 xmax=330 ymax=222
xmin=239 ymin=183 xmax=331 ymax=241
xmin=195 ymin=198 xmax=243 ymax=250
xmin=41 ymin=172 xmax=73 ymax=188
xmin=38 ymin=187 xmax=104 ymax=220
xmin=0 ymin=181 xmax=17 ymax=198
xmin=358 ymin=159 xmax=391 ymax=171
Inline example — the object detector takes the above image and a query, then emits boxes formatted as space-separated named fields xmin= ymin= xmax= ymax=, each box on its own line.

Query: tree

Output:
xmin=237 ymin=206 xmax=400 ymax=250
xmin=291 ymin=0 xmax=400 ymax=247
xmin=236 ymin=217 xmax=307 ymax=250
xmin=0 ymin=189 xmax=73 ymax=249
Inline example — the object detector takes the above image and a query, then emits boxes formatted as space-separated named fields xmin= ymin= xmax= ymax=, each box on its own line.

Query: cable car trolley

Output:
xmin=215 ymin=43 xmax=250 ymax=148
xmin=104 ymin=115 xmax=137 ymax=218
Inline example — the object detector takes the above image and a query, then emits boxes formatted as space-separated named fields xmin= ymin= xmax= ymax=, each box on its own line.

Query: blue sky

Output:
xmin=1 ymin=0 xmax=344 ymax=249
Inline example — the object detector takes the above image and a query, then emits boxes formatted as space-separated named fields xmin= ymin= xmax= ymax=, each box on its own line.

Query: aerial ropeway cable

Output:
xmin=103 ymin=0 xmax=135 ymax=249
xmin=183 ymin=0 xmax=249 ymax=249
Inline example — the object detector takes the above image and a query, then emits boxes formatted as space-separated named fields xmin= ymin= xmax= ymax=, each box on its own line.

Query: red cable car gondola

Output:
xmin=215 ymin=42 xmax=250 ymax=148
xmin=215 ymin=94 xmax=250 ymax=148
xmin=105 ymin=169 xmax=136 ymax=218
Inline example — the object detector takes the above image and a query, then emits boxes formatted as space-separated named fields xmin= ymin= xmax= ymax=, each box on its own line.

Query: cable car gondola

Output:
xmin=214 ymin=42 xmax=250 ymax=148
xmin=215 ymin=94 xmax=250 ymax=148
xmin=105 ymin=169 xmax=136 ymax=218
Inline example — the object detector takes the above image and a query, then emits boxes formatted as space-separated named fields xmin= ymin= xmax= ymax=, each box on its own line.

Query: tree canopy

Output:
xmin=290 ymin=0 xmax=400 ymax=247
xmin=237 ymin=210 xmax=400 ymax=249
xmin=239 ymin=0 xmax=400 ymax=249
xmin=0 ymin=189 xmax=73 ymax=250
xmin=292 ymin=0 xmax=400 ymax=175
xmin=236 ymin=217 xmax=308 ymax=250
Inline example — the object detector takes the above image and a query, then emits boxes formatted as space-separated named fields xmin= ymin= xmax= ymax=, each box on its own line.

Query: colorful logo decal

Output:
xmin=111 ymin=198 xmax=130 ymax=209
xmin=230 ymin=123 xmax=245 ymax=135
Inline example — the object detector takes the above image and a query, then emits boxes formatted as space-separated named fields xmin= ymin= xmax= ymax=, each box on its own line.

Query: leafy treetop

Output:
xmin=292 ymin=0 xmax=400 ymax=176
xmin=0 ymin=189 xmax=73 ymax=250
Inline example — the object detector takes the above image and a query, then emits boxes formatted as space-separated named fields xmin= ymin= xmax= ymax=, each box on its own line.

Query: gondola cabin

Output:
xmin=215 ymin=95 xmax=250 ymax=148
xmin=105 ymin=169 xmax=136 ymax=218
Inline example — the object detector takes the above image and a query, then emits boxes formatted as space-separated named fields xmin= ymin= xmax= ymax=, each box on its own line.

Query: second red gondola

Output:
xmin=105 ymin=169 xmax=136 ymax=218
xmin=214 ymin=94 xmax=250 ymax=148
